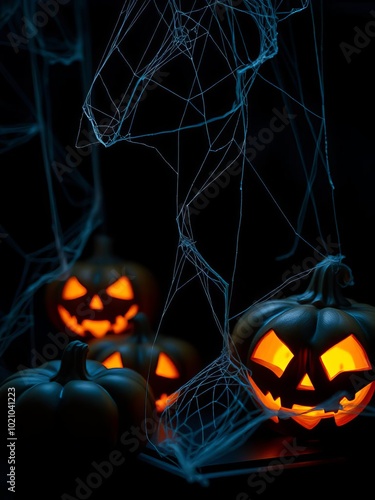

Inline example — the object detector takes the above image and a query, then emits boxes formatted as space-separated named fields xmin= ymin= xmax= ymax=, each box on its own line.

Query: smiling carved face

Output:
xmin=45 ymin=236 xmax=160 ymax=340
xmin=247 ymin=327 xmax=375 ymax=431
xmin=56 ymin=273 xmax=139 ymax=339
xmin=230 ymin=258 xmax=375 ymax=437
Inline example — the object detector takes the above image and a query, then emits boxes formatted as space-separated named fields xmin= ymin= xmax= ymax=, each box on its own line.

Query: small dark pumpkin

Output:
xmin=45 ymin=234 xmax=159 ymax=339
xmin=87 ymin=312 xmax=203 ymax=412
xmin=0 ymin=340 xmax=156 ymax=458
xmin=231 ymin=256 xmax=375 ymax=438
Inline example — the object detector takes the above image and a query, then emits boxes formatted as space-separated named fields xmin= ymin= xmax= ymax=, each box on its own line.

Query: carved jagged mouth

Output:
xmin=248 ymin=375 xmax=375 ymax=430
xmin=155 ymin=391 xmax=180 ymax=413
xmin=57 ymin=304 xmax=139 ymax=338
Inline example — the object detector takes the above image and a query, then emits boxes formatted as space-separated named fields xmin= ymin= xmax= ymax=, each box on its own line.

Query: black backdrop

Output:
xmin=2 ymin=1 xmax=375 ymax=366
xmin=1 ymin=1 xmax=375 ymax=499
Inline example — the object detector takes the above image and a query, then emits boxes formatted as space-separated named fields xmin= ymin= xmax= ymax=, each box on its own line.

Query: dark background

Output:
xmin=1 ymin=1 xmax=375 ymax=498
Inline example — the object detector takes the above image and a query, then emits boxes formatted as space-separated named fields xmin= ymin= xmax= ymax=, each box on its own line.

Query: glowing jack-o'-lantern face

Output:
xmin=231 ymin=256 xmax=375 ymax=436
xmin=45 ymin=235 xmax=159 ymax=339
xmin=57 ymin=275 xmax=139 ymax=339
xmin=87 ymin=313 xmax=202 ymax=412
xmin=247 ymin=329 xmax=375 ymax=430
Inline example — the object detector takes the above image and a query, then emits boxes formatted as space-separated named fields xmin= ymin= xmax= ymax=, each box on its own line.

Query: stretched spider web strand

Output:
xmin=0 ymin=1 xmax=103 ymax=358
xmin=78 ymin=0 xmax=348 ymax=483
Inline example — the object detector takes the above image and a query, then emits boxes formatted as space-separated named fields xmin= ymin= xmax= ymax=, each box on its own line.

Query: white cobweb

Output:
xmin=2 ymin=0 xmax=370 ymax=486
xmin=78 ymin=0 xmax=355 ymax=484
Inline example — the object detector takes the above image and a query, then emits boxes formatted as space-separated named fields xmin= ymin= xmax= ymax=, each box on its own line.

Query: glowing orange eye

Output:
xmin=102 ymin=352 xmax=123 ymax=369
xmin=62 ymin=276 xmax=87 ymax=300
xmin=251 ymin=329 xmax=294 ymax=378
xmin=106 ymin=276 xmax=134 ymax=300
xmin=320 ymin=334 xmax=371 ymax=381
xmin=155 ymin=353 xmax=180 ymax=379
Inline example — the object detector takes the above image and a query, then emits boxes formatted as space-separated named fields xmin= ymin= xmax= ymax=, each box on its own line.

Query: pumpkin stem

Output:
xmin=297 ymin=255 xmax=354 ymax=308
xmin=51 ymin=340 xmax=90 ymax=384
xmin=90 ymin=233 xmax=122 ymax=265
xmin=131 ymin=313 xmax=153 ymax=343
xmin=92 ymin=233 xmax=113 ymax=258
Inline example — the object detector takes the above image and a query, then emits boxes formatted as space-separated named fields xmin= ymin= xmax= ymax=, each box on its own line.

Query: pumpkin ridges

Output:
xmin=0 ymin=340 xmax=156 ymax=456
xmin=16 ymin=379 xmax=120 ymax=443
xmin=15 ymin=383 xmax=69 ymax=440
xmin=344 ymin=303 xmax=375 ymax=346
xmin=57 ymin=380 xmax=120 ymax=442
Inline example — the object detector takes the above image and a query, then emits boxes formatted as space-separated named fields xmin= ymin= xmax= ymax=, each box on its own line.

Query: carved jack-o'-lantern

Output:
xmin=231 ymin=256 xmax=375 ymax=437
xmin=45 ymin=235 xmax=159 ymax=340
xmin=87 ymin=312 xmax=203 ymax=412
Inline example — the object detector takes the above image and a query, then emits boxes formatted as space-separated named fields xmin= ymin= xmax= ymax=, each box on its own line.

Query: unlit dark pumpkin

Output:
xmin=0 ymin=340 xmax=156 ymax=458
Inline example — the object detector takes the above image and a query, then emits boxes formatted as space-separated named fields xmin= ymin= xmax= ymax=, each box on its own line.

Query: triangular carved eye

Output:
xmin=251 ymin=329 xmax=294 ymax=378
xmin=62 ymin=276 xmax=87 ymax=300
xmin=102 ymin=352 xmax=123 ymax=369
xmin=155 ymin=353 xmax=180 ymax=379
xmin=106 ymin=276 xmax=134 ymax=300
xmin=320 ymin=334 xmax=371 ymax=381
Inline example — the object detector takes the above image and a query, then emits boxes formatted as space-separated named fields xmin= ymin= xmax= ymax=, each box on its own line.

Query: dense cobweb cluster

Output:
xmin=81 ymin=1 xmax=308 ymax=145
